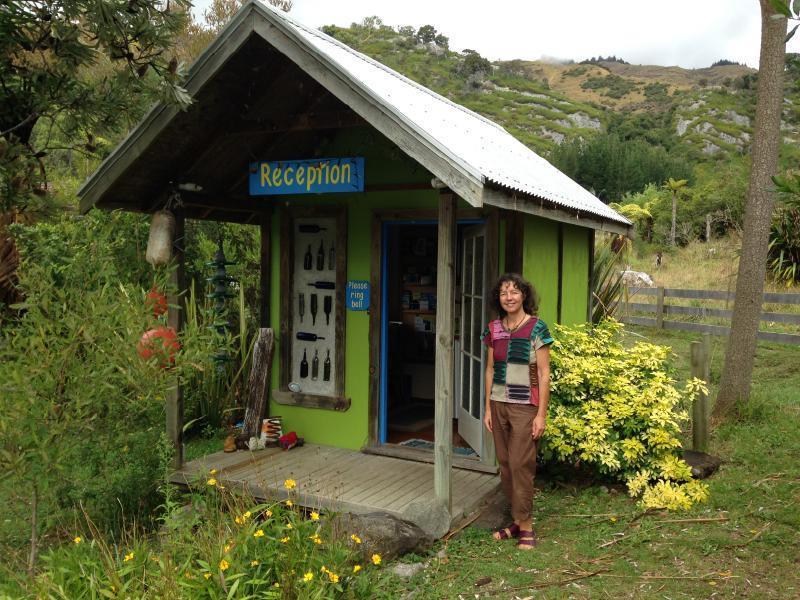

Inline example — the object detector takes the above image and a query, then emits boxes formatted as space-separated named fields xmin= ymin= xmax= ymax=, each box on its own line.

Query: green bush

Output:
xmin=768 ymin=207 xmax=800 ymax=284
xmin=543 ymin=320 xmax=709 ymax=511
xmin=4 ymin=479 xmax=382 ymax=599
xmin=0 ymin=212 xmax=210 ymax=559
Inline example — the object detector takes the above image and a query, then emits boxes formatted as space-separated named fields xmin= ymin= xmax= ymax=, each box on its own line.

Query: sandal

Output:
xmin=516 ymin=530 xmax=537 ymax=550
xmin=492 ymin=523 xmax=520 ymax=540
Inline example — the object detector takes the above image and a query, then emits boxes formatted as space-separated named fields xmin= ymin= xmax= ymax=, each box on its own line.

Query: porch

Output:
xmin=171 ymin=443 xmax=500 ymax=529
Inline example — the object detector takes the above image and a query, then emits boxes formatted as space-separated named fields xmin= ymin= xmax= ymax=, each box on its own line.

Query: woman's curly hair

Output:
xmin=489 ymin=273 xmax=540 ymax=318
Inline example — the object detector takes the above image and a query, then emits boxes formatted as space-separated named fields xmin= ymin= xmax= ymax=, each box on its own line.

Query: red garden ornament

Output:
xmin=145 ymin=286 xmax=168 ymax=317
xmin=137 ymin=326 xmax=180 ymax=367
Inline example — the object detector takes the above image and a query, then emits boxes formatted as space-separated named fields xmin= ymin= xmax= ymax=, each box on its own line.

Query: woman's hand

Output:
xmin=532 ymin=415 xmax=546 ymax=439
xmin=483 ymin=410 xmax=493 ymax=432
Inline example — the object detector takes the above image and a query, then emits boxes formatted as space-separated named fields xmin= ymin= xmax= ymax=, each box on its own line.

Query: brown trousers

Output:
xmin=490 ymin=400 xmax=538 ymax=523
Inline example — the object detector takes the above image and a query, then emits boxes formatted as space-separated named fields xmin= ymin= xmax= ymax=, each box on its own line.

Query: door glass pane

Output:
xmin=463 ymin=296 xmax=472 ymax=356
xmin=475 ymin=235 xmax=484 ymax=292
xmin=472 ymin=298 xmax=483 ymax=356
xmin=470 ymin=358 xmax=481 ymax=418
xmin=464 ymin=239 xmax=473 ymax=294
xmin=461 ymin=355 xmax=471 ymax=411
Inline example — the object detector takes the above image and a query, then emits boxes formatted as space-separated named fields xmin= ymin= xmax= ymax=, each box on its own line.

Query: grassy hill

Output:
xmin=321 ymin=21 xmax=800 ymax=163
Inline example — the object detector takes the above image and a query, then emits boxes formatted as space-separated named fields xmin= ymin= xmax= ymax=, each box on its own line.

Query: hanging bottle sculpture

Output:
xmin=206 ymin=239 xmax=236 ymax=370
xmin=311 ymin=349 xmax=319 ymax=381
xmin=323 ymin=349 xmax=331 ymax=382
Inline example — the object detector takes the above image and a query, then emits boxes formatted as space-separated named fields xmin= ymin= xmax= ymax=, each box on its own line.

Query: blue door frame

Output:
xmin=379 ymin=218 xmax=484 ymax=444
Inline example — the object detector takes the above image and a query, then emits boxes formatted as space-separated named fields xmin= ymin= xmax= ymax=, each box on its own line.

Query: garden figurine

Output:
xmin=482 ymin=273 xmax=553 ymax=550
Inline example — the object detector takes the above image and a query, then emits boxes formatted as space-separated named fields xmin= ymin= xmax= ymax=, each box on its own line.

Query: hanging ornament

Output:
xmin=137 ymin=326 xmax=181 ymax=368
xmin=206 ymin=237 xmax=236 ymax=369
xmin=145 ymin=210 xmax=176 ymax=266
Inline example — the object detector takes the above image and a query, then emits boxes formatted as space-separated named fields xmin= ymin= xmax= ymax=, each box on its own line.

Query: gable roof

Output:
xmin=78 ymin=0 xmax=630 ymax=233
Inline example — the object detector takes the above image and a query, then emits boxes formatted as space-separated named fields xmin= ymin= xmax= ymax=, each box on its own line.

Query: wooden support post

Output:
xmin=434 ymin=192 xmax=456 ymax=514
xmin=260 ymin=210 xmax=272 ymax=328
xmin=690 ymin=334 xmax=710 ymax=452
xmin=656 ymin=286 xmax=665 ymax=329
xmin=167 ymin=210 xmax=186 ymax=470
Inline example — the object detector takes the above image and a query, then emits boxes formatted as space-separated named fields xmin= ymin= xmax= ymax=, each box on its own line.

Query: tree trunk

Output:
xmin=714 ymin=0 xmax=786 ymax=419
xmin=670 ymin=192 xmax=677 ymax=246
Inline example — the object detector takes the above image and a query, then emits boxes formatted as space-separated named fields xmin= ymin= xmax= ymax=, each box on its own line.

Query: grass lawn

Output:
xmin=376 ymin=326 xmax=800 ymax=599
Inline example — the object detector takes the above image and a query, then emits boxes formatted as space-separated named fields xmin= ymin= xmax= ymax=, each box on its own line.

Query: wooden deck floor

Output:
xmin=171 ymin=444 xmax=500 ymax=530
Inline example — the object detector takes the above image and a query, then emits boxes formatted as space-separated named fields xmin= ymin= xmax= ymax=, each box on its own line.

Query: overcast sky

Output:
xmin=193 ymin=0 xmax=799 ymax=69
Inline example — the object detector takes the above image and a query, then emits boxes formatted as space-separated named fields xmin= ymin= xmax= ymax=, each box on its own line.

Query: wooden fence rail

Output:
xmin=622 ymin=286 xmax=800 ymax=346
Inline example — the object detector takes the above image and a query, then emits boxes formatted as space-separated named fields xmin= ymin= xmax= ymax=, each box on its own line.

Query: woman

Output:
xmin=482 ymin=273 xmax=553 ymax=551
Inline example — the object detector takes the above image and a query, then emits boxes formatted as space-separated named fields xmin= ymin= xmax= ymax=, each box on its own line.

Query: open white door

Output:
xmin=457 ymin=225 xmax=487 ymax=456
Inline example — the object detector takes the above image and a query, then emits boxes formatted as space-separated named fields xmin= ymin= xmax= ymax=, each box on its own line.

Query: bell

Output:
xmin=145 ymin=210 xmax=176 ymax=266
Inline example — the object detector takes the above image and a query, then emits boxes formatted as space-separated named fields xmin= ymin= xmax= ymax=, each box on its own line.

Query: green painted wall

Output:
xmin=521 ymin=215 xmax=560 ymax=327
xmin=560 ymin=225 xmax=590 ymax=325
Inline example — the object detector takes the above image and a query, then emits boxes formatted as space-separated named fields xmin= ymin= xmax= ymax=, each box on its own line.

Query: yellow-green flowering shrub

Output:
xmin=543 ymin=319 xmax=709 ymax=511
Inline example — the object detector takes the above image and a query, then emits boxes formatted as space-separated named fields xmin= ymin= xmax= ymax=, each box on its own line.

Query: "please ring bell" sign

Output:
xmin=249 ymin=157 xmax=364 ymax=196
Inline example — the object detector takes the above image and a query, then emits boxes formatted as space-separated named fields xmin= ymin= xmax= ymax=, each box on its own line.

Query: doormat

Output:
xmin=399 ymin=438 xmax=477 ymax=457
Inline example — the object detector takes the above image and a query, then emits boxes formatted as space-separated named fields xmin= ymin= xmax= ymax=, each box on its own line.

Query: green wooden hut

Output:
xmin=78 ymin=1 xmax=630 ymax=534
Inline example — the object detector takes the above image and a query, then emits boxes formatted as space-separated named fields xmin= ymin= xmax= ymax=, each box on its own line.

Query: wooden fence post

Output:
xmin=690 ymin=334 xmax=710 ymax=452
xmin=656 ymin=286 xmax=665 ymax=329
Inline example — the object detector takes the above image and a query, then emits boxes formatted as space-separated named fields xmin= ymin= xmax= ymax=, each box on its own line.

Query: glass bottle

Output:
xmin=328 ymin=245 xmax=335 ymax=270
xmin=303 ymin=244 xmax=312 ymax=270
xmin=298 ymin=293 xmax=305 ymax=323
xmin=311 ymin=349 xmax=319 ymax=380
xmin=316 ymin=240 xmax=325 ymax=271
xmin=323 ymin=349 xmax=331 ymax=381
xmin=300 ymin=349 xmax=308 ymax=378
xmin=310 ymin=293 xmax=318 ymax=325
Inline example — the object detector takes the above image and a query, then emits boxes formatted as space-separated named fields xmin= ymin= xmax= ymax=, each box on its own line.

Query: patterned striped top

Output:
xmin=481 ymin=317 xmax=553 ymax=406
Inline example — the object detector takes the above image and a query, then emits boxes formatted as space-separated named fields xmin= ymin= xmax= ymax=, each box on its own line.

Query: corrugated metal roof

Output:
xmin=262 ymin=2 xmax=629 ymax=226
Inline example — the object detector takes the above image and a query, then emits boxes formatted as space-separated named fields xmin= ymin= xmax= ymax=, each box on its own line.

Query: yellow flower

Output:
xmin=218 ymin=485 xmax=226 ymax=490
xmin=310 ymin=511 xmax=320 ymax=521
xmin=371 ymin=553 xmax=381 ymax=565
xmin=243 ymin=511 xmax=251 ymax=519
xmin=73 ymin=536 xmax=82 ymax=544
xmin=223 ymin=544 xmax=232 ymax=553
xmin=219 ymin=559 xmax=229 ymax=571
xmin=610 ymin=517 xmax=618 ymax=523
xmin=209 ymin=468 xmax=218 ymax=475
xmin=124 ymin=552 xmax=134 ymax=562
xmin=350 ymin=534 xmax=362 ymax=544
xmin=280 ymin=537 xmax=290 ymax=543
xmin=273 ymin=583 xmax=280 ymax=588
xmin=185 ymin=571 xmax=193 ymax=579
xmin=234 ymin=516 xmax=243 ymax=525
xmin=309 ymin=534 xmax=322 ymax=544
xmin=285 ymin=500 xmax=293 ymax=507
xmin=251 ymin=560 xmax=260 ymax=567
xmin=204 ymin=573 xmax=212 ymax=580
xmin=284 ymin=479 xmax=297 ymax=490
xmin=328 ymin=571 xmax=339 ymax=583
xmin=254 ymin=529 xmax=265 ymax=538
xmin=320 ymin=566 xmax=328 ymax=573
xmin=353 ymin=565 xmax=362 ymax=574
xmin=303 ymin=572 xmax=314 ymax=582
xmin=265 ymin=509 xmax=273 ymax=517
xmin=207 ymin=478 xmax=217 ymax=486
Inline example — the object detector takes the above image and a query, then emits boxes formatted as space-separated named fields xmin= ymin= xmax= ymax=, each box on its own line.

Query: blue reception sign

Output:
xmin=346 ymin=280 xmax=370 ymax=311
xmin=249 ymin=157 xmax=364 ymax=196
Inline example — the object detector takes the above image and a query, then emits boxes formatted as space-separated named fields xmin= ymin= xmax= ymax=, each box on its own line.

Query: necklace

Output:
xmin=504 ymin=314 xmax=528 ymax=333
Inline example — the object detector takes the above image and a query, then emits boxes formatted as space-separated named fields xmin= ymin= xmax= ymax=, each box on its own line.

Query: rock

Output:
xmin=682 ymin=450 xmax=722 ymax=479
xmin=620 ymin=270 xmax=654 ymax=288
xmin=403 ymin=499 xmax=451 ymax=539
xmin=717 ymin=131 xmax=740 ymax=146
xmin=723 ymin=110 xmax=750 ymax=127
xmin=567 ymin=112 xmax=602 ymax=130
xmin=391 ymin=562 xmax=427 ymax=579
xmin=334 ymin=512 xmax=433 ymax=561
xmin=555 ymin=118 xmax=573 ymax=129
xmin=676 ymin=118 xmax=693 ymax=136
xmin=538 ymin=127 xmax=565 ymax=145
xmin=702 ymin=140 xmax=721 ymax=155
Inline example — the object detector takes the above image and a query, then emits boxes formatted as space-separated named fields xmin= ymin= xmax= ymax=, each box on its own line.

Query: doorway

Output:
xmin=378 ymin=220 xmax=488 ymax=460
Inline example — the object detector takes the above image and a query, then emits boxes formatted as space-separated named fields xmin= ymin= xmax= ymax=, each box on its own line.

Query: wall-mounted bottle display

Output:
xmin=291 ymin=216 xmax=340 ymax=397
